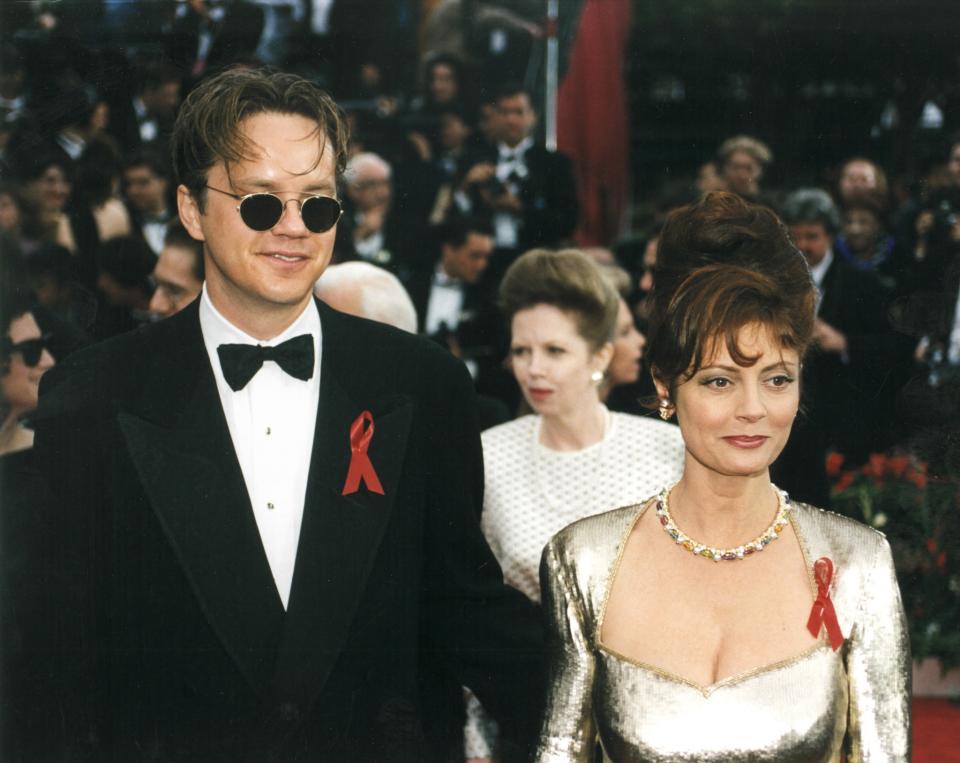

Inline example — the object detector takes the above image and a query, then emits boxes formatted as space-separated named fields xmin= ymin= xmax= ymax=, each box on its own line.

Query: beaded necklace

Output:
xmin=655 ymin=482 xmax=791 ymax=562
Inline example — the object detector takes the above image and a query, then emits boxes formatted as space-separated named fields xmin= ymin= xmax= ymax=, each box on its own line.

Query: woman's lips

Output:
xmin=723 ymin=435 xmax=769 ymax=449
xmin=528 ymin=388 xmax=553 ymax=402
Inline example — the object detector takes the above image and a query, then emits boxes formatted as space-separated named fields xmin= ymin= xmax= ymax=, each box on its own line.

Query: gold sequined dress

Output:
xmin=536 ymin=501 xmax=911 ymax=762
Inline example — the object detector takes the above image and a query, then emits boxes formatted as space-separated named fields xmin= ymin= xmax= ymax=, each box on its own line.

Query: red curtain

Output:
xmin=557 ymin=0 xmax=632 ymax=247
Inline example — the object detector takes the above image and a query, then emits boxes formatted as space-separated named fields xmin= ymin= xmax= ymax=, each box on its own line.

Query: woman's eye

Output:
xmin=702 ymin=377 xmax=730 ymax=389
xmin=510 ymin=347 xmax=528 ymax=357
xmin=767 ymin=374 xmax=795 ymax=387
xmin=547 ymin=346 xmax=566 ymax=356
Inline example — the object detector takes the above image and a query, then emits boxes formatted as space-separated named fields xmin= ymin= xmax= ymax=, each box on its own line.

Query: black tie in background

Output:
xmin=217 ymin=334 xmax=314 ymax=391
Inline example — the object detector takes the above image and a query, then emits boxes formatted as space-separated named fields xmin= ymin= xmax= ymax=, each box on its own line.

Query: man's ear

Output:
xmin=177 ymin=184 xmax=206 ymax=242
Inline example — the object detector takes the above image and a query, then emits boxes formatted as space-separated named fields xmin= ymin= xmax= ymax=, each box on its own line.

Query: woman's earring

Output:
xmin=591 ymin=370 xmax=604 ymax=384
xmin=658 ymin=399 xmax=672 ymax=420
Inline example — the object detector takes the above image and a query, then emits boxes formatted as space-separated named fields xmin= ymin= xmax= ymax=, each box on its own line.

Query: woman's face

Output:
xmin=2 ymin=312 xmax=55 ymax=416
xmin=0 ymin=192 xmax=21 ymax=233
xmin=428 ymin=63 xmax=458 ymax=104
xmin=510 ymin=303 xmax=611 ymax=420
xmin=607 ymin=298 xmax=645 ymax=386
xmin=842 ymin=208 xmax=881 ymax=255
xmin=658 ymin=322 xmax=799 ymax=480
xmin=27 ymin=164 xmax=70 ymax=214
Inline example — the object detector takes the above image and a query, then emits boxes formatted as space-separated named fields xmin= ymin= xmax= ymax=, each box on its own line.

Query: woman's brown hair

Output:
xmin=647 ymin=192 xmax=816 ymax=393
xmin=499 ymin=248 xmax=619 ymax=350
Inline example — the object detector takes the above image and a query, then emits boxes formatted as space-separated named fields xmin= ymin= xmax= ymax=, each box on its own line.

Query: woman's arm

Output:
xmin=844 ymin=535 xmax=911 ymax=762
xmin=535 ymin=537 xmax=597 ymax=763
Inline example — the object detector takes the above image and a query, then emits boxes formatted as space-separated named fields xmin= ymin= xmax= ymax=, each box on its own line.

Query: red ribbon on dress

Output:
xmin=806 ymin=557 xmax=845 ymax=651
xmin=341 ymin=410 xmax=385 ymax=496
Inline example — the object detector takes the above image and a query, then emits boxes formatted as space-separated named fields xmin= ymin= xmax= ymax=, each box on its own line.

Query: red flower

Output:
xmin=834 ymin=471 xmax=855 ymax=492
xmin=887 ymin=455 xmax=909 ymax=478
xmin=937 ymin=551 xmax=947 ymax=571
xmin=907 ymin=470 xmax=928 ymax=490
xmin=825 ymin=451 xmax=845 ymax=477
xmin=867 ymin=452 xmax=888 ymax=479
xmin=926 ymin=538 xmax=938 ymax=555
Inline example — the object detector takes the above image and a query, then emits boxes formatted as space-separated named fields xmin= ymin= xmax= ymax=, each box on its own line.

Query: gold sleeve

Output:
xmin=844 ymin=534 xmax=911 ymax=762
xmin=535 ymin=538 xmax=597 ymax=763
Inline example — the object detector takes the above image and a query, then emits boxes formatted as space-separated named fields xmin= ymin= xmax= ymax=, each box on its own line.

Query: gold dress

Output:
xmin=536 ymin=501 xmax=911 ymax=762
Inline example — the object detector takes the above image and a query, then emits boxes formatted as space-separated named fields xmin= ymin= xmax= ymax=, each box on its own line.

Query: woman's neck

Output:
xmin=540 ymin=401 xmax=607 ymax=452
xmin=0 ymin=415 xmax=33 ymax=456
xmin=668 ymin=463 xmax=777 ymax=548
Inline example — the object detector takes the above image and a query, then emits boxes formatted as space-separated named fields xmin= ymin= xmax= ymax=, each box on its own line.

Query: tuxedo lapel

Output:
xmin=117 ymin=303 xmax=285 ymax=694
xmin=270 ymin=304 xmax=412 ymax=708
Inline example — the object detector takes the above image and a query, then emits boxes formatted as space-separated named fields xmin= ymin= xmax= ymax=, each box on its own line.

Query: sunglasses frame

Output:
xmin=205 ymin=185 xmax=343 ymax=233
xmin=3 ymin=335 xmax=52 ymax=367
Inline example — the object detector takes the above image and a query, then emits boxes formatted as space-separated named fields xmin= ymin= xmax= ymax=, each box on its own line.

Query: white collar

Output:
xmin=808 ymin=248 xmax=834 ymax=288
xmin=199 ymin=283 xmax=321 ymax=348
xmin=498 ymin=136 xmax=534 ymax=160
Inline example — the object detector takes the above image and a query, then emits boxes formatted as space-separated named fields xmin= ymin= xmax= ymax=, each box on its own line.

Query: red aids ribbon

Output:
xmin=806 ymin=557 xmax=845 ymax=651
xmin=341 ymin=411 xmax=385 ymax=496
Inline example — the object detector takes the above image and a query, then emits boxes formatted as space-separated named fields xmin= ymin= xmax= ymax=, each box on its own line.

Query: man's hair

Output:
xmin=344 ymin=152 xmax=391 ymax=187
xmin=171 ymin=68 xmax=349 ymax=210
xmin=315 ymin=262 xmax=418 ymax=333
xmin=499 ymin=248 xmax=619 ymax=350
xmin=780 ymin=188 xmax=841 ymax=236
xmin=97 ymin=236 xmax=156 ymax=292
xmin=494 ymin=81 xmax=533 ymax=108
xmin=647 ymin=191 xmax=815 ymax=393
xmin=163 ymin=222 xmax=205 ymax=282
xmin=123 ymin=150 xmax=171 ymax=180
xmin=716 ymin=135 xmax=773 ymax=168
xmin=435 ymin=213 xmax=493 ymax=248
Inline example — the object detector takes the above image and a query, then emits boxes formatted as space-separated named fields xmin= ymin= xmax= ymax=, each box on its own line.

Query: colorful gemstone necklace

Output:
xmin=655 ymin=482 xmax=791 ymax=562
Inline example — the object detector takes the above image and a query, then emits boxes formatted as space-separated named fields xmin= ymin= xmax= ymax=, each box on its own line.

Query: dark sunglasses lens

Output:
xmin=14 ymin=339 xmax=44 ymax=366
xmin=239 ymin=194 xmax=283 ymax=231
xmin=301 ymin=197 xmax=341 ymax=233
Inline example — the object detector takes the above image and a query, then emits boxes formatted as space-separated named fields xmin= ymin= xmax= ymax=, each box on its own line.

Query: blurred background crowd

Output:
xmin=1 ymin=0 xmax=960 ymax=722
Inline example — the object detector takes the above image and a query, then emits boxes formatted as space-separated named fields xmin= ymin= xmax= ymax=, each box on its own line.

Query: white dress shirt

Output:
xmin=809 ymin=248 xmax=834 ymax=315
xmin=492 ymin=136 xmax=533 ymax=248
xmin=424 ymin=265 xmax=465 ymax=336
xmin=199 ymin=286 xmax=321 ymax=609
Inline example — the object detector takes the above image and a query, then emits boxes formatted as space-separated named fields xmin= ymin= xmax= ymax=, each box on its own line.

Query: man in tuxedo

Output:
xmin=123 ymin=151 xmax=177 ymax=255
xmin=774 ymin=188 xmax=895 ymax=506
xmin=26 ymin=68 xmax=542 ymax=762
xmin=457 ymin=83 xmax=578 ymax=278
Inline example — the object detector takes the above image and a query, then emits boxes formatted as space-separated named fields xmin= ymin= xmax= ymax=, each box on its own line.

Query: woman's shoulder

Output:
xmin=545 ymin=500 xmax=654 ymax=578
xmin=791 ymin=500 xmax=891 ymax=562
xmin=611 ymin=412 xmax=684 ymax=443
xmin=481 ymin=414 xmax=536 ymax=448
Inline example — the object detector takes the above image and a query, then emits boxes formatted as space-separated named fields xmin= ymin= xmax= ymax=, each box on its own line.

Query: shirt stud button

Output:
xmin=267 ymin=502 xmax=275 ymax=510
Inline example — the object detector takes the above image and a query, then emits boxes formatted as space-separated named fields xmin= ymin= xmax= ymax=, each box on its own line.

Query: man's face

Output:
xmin=178 ymin=112 xmax=339 ymax=334
xmin=347 ymin=163 xmax=391 ymax=212
xmin=496 ymin=93 xmax=536 ymax=148
xmin=150 ymin=244 xmax=203 ymax=317
xmin=949 ymin=144 xmax=960 ymax=184
xmin=143 ymin=81 xmax=181 ymax=118
xmin=428 ymin=63 xmax=457 ymax=105
xmin=838 ymin=160 xmax=878 ymax=201
xmin=789 ymin=222 xmax=832 ymax=266
xmin=721 ymin=150 xmax=762 ymax=197
xmin=442 ymin=232 xmax=493 ymax=284
xmin=124 ymin=165 xmax=168 ymax=214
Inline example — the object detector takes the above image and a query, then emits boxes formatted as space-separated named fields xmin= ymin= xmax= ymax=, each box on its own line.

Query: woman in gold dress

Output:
xmin=536 ymin=192 xmax=910 ymax=762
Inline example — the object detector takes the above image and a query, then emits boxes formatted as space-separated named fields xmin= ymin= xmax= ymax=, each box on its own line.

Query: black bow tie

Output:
xmin=217 ymin=334 xmax=314 ymax=391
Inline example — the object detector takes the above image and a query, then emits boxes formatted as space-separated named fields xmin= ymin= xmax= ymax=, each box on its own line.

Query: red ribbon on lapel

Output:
xmin=341 ymin=410 xmax=384 ymax=496
xmin=807 ymin=557 xmax=844 ymax=651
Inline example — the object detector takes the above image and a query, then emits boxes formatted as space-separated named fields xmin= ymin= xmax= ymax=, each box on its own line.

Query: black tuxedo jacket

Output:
xmin=471 ymin=143 xmax=579 ymax=251
xmin=24 ymin=299 xmax=543 ymax=761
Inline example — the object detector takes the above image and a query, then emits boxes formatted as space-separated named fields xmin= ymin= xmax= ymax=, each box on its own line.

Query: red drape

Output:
xmin=557 ymin=0 xmax=632 ymax=247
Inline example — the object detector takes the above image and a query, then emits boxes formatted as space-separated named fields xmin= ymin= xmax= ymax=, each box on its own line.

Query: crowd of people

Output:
xmin=0 ymin=4 xmax=953 ymax=761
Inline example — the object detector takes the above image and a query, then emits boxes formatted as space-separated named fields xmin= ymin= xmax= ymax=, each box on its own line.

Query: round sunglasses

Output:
xmin=205 ymin=185 xmax=342 ymax=233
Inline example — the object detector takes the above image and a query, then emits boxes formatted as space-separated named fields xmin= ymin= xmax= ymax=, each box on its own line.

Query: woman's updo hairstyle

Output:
xmin=500 ymin=248 xmax=619 ymax=350
xmin=647 ymin=191 xmax=816 ymax=392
